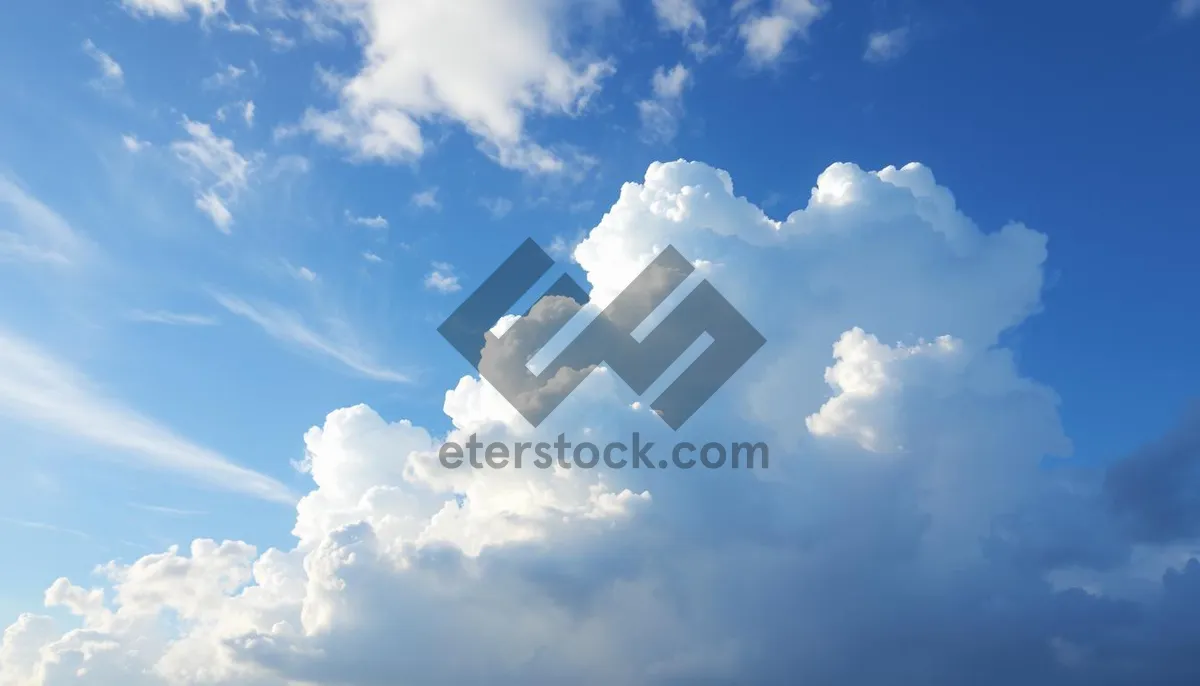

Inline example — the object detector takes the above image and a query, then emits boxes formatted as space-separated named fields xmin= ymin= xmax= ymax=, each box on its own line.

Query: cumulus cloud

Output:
xmin=864 ymin=26 xmax=910 ymax=63
xmin=423 ymin=262 xmax=460 ymax=293
xmin=171 ymin=118 xmax=253 ymax=233
xmin=10 ymin=158 xmax=1200 ymax=685
xmin=637 ymin=63 xmax=691 ymax=143
xmin=288 ymin=0 xmax=615 ymax=172
xmin=735 ymin=0 xmax=827 ymax=65
xmin=346 ymin=212 xmax=387 ymax=229
xmin=81 ymin=39 xmax=123 ymax=90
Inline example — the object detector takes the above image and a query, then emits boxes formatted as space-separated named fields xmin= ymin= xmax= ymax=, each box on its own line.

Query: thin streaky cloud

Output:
xmin=0 ymin=517 xmax=91 ymax=539
xmin=82 ymin=39 xmax=123 ymax=89
xmin=127 ymin=502 xmax=207 ymax=516
xmin=213 ymin=293 xmax=411 ymax=383
xmin=127 ymin=310 xmax=218 ymax=326
xmin=0 ymin=328 xmax=296 ymax=505
xmin=0 ymin=175 xmax=93 ymax=267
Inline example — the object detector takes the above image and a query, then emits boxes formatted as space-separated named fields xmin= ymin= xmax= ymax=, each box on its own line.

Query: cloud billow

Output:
xmin=5 ymin=159 xmax=1200 ymax=686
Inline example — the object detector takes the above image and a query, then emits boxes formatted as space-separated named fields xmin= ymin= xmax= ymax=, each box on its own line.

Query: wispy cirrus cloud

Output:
xmin=82 ymin=39 xmax=123 ymax=90
xmin=122 ymin=134 xmax=151 ymax=152
xmin=0 ymin=517 xmax=91 ymax=540
xmin=864 ymin=27 xmax=911 ymax=63
xmin=213 ymin=293 xmax=410 ymax=383
xmin=127 ymin=310 xmax=218 ymax=326
xmin=170 ymin=117 xmax=254 ymax=233
xmin=480 ymin=197 xmax=513 ymax=219
xmin=202 ymin=63 xmax=255 ymax=90
xmin=0 ymin=328 xmax=295 ymax=504
xmin=1175 ymin=0 xmax=1200 ymax=19
xmin=127 ymin=502 xmax=207 ymax=517
xmin=0 ymin=175 xmax=93 ymax=267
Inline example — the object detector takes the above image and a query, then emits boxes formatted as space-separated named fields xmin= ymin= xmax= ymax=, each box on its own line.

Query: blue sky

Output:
xmin=1 ymin=1 xmax=1199 ymax=683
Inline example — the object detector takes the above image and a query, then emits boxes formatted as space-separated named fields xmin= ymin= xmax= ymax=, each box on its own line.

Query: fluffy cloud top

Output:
xmin=5 ymin=158 xmax=1200 ymax=686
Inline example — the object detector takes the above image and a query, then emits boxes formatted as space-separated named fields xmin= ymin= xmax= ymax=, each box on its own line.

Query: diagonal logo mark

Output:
xmin=438 ymin=238 xmax=765 ymax=430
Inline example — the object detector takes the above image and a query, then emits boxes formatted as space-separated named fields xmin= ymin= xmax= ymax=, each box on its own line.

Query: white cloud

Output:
xmin=202 ymin=63 xmax=250 ymax=90
xmin=271 ymin=155 xmax=311 ymax=177
xmin=220 ymin=100 xmax=258 ymax=127
xmin=0 ymin=327 xmax=294 ymax=504
xmin=410 ymin=187 xmax=440 ymax=211
xmin=127 ymin=503 xmax=207 ymax=516
xmin=194 ymin=191 xmax=233 ymax=229
xmin=480 ymin=196 xmax=514 ymax=219
xmin=290 ymin=0 xmax=615 ymax=172
xmin=864 ymin=27 xmax=910 ymax=63
xmin=120 ymin=0 xmax=226 ymax=21
xmin=347 ymin=212 xmax=388 ymax=229
xmin=0 ymin=518 xmax=91 ymax=540
xmin=423 ymin=262 xmax=460 ymax=293
xmin=171 ymin=117 xmax=253 ymax=233
xmin=736 ymin=0 xmax=827 ymax=65
xmin=121 ymin=134 xmax=150 ymax=152
xmin=214 ymin=293 xmax=409 ymax=383
xmin=362 ymin=252 xmax=383 ymax=263
xmin=279 ymin=259 xmax=317 ymax=282
xmin=12 ymin=157 xmax=1200 ymax=686
xmin=1175 ymin=0 xmax=1200 ymax=18
xmin=652 ymin=0 xmax=709 ymax=54
xmin=0 ymin=175 xmax=91 ymax=267
xmin=637 ymin=64 xmax=691 ymax=143
xmin=127 ymin=310 xmax=218 ymax=326
xmin=81 ymin=39 xmax=123 ymax=90
xmin=266 ymin=28 xmax=297 ymax=50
